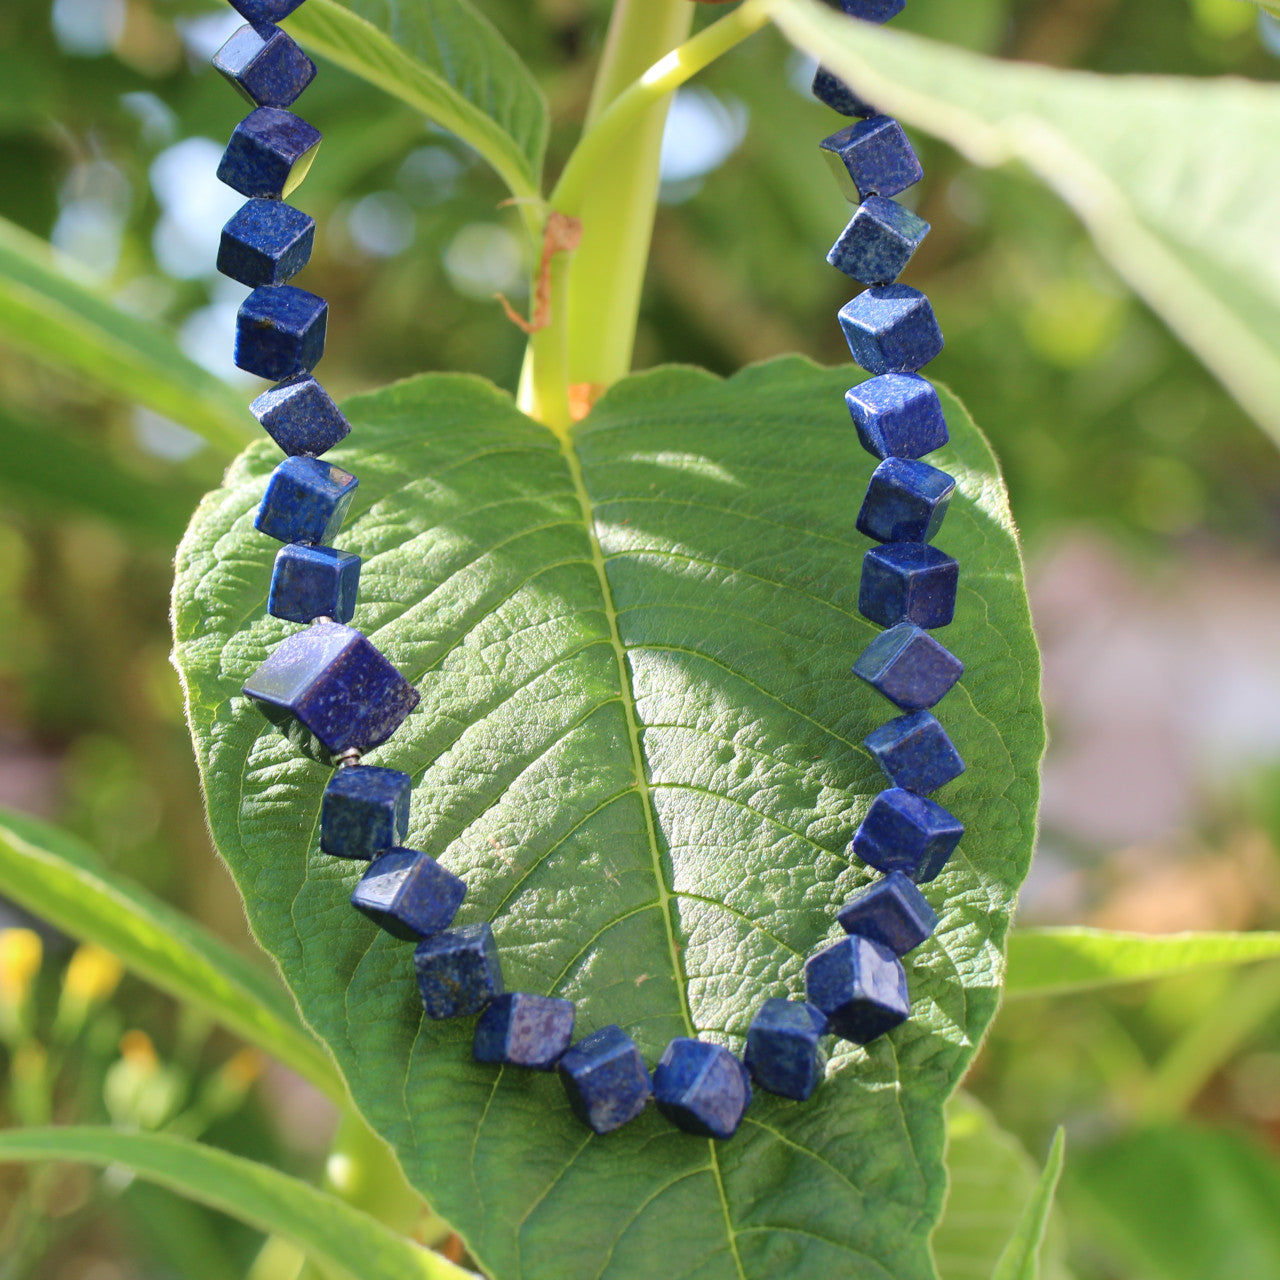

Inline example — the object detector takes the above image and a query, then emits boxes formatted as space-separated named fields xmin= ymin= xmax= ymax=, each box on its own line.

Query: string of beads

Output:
xmin=213 ymin=0 xmax=964 ymax=1141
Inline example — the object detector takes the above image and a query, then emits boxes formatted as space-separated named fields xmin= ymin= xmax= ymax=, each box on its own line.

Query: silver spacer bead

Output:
xmin=336 ymin=748 xmax=362 ymax=768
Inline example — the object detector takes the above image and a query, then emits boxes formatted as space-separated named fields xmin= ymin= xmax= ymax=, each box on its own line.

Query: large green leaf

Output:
xmin=1005 ymin=928 xmax=1280 ymax=999
xmin=285 ymin=0 xmax=547 ymax=203
xmin=764 ymin=0 xmax=1280 ymax=446
xmin=0 ymin=805 xmax=337 ymax=1099
xmin=0 ymin=1127 xmax=469 ymax=1280
xmin=173 ymin=359 xmax=1044 ymax=1279
xmin=0 ymin=216 xmax=250 ymax=455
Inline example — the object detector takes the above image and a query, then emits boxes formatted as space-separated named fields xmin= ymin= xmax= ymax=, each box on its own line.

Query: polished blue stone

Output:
xmin=218 ymin=199 xmax=314 ymax=287
xmin=213 ymin=23 xmax=316 ymax=109
xmin=860 ymin=542 xmax=959 ymax=629
xmin=236 ymin=285 xmax=327 ymax=381
xmin=846 ymin=374 xmax=948 ymax=460
xmin=744 ymin=998 xmax=828 ymax=1101
xmin=414 ymin=923 xmax=504 ymax=1020
xmin=268 ymin=543 xmax=360 ymax=625
xmin=352 ymin=848 xmax=465 ymax=942
xmin=820 ymin=116 xmax=922 ymax=203
xmin=851 ymin=787 xmax=964 ymax=883
xmin=853 ymin=622 xmax=963 ymax=711
xmin=653 ymin=1039 xmax=751 ymax=1140
xmin=858 ymin=457 xmax=956 ymax=544
xmin=836 ymin=0 xmax=907 ymax=18
xmin=558 ymin=1025 xmax=653 ymax=1135
xmin=229 ymin=0 xmax=306 ymax=21
xmin=811 ymin=67 xmax=875 ymax=117
xmin=839 ymin=285 xmax=945 ymax=375
xmin=804 ymin=934 xmax=909 ymax=1044
xmin=320 ymin=765 xmax=411 ymax=860
xmin=243 ymin=620 xmax=420 ymax=753
xmin=829 ymin=196 xmax=930 ymax=286
xmin=217 ymin=107 xmax=321 ymax=200
xmin=838 ymin=871 xmax=938 ymax=956
xmin=251 ymin=375 xmax=351 ymax=457
xmin=865 ymin=709 xmax=965 ymax=794
xmin=255 ymin=455 xmax=356 ymax=545
xmin=474 ymin=993 xmax=576 ymax=1071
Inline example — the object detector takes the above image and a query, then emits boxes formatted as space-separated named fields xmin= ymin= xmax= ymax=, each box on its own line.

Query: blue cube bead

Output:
xmin=653 ymin=1039 xmax=751 ymax=1141
xmin=851 ymin=787 xmax=964 ymax=883
xmin=835 ymin=0 xmax=907 ymax=18
xmin=864 ymin=709 xmax=965 ymax=794
xmin=474 ymin=993 xmax=576 ymax=1071
xmin=251 ymin=375 xmax=351 ymax=457
xmin=255 ymin=455 xmax=356 ymax=545
xmin=558 ymin=1025 xmax=653 ymax=1135
xmin=218 ymin=199 xmax=315 ymax=288
xmin=805 ymin=934 xmax=909 ymax=1044
xmin=820 ymin=116 xmax=923 ymax=203
xmin=860 ymin=542 xmax=959 ymax=629
xmin=352 ymin=848 xmax=466 ymax=942
xmin=269 ymin=543 xmax=360 ymax=625
xmin=236 ymin=285 xmax=327 ymax=381
xmin=812 ymin=67 xmax=875 ymax=117
xmin=846 ymin=374 xmax=948 ymax=460
xmin=243 ymin=620 xmax=420 ymax=753
xmin=414 ymin=923 xmax=504 ymax=1020
xmin=229 ymin=0 xmax=305 ymax=22
xmin=839 ymin=285 xmax=945 ymax=375
xmin=853 ymin=622 xmax=963 ymax=711
xmin=217 ymin=107 xmax=321 ymax=200
xmin=320 ymin=765 xmax=411 ymax=860
xmin=857 ymin=457 xmax=956 ymax=544
xmin=744 ymin=998 xmax=828 ymax=1102
xmin=837 ymin=871 xmax=939 ymax=956
xmin=213 ymin=23 xmax=316 ymax=109
xmin=828 ymin=196 xmax=930 ymax=286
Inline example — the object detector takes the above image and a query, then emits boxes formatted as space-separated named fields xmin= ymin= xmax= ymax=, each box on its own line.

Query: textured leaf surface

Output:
xmin=287 ymin=0 xmax=547 ymax=202
xmin=0 ymin=1127 xmax=469 ymax=1280
xmin=767 ymin=0 xmax=1280 ymax=445
xmin=173 ymin=359 xmax=1044 ymax=1280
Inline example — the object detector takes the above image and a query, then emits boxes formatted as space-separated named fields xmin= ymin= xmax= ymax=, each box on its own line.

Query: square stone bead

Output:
xmin=255 ymin=455 xmax=357 ymax=545
xmin=864 ymin=709 xmax=965 ymax=794
xmin=839 ymin=285 xmax=945 ymax=375
xmin=837 ymin=871 xmax=939 ymax=956
xmin=653 ymin=1039 xmax=751 ymax=1141
xmin=860 ymin=543 xmax=959 ymax=629
xmin=474 ymin=993 xmax=576 ymax=1071
xmin=846 ymin=374 xmax=948 ymax=460
xmin=851 ymin=787 xmax=964 ymax=883
xmin=251 ymin=375 xmax=351 ymax=458
xmin=558 ymin=1025 xmax=653 ymax=1135
xmin=218 ymin=199 xmax=315 ymax=288
xmin=857 ymin=457 xmax=955 ymax=544
xmin=414 ymin=923 xmax=504 ymax=1020
xmin=744 ymin=998 xmax=828 ymax=1102
xmin=804 ymin=934 xmax=909 ymax=1044
xmin=853 ymin=622 xmax=963 ymax=711
xmin=236 ymin=285 xmax=327 ymax=381
xmin=320 ymin=765 xmax=411 ymax=860
xmin=828 ymin=196 xmax=930 ymax=287
xmin=820 ymin=116 xmax=923 ymax=203
xmin=351 ymin=848 xmax=466 ymax=942
xmin=836 ymin=0 xmax=907 ymax=18
xmin=217 ymin=107 xmax=321 ymax=200
xmin=243 ymin=620 xmax=420 ymax=753
xmin=229 ymin=0 xmax=306 ymax=22
xmin=811 ymin=67 xmax=875 ymax=117
xmin=269 ymin=543 xmax=360 ymax=625
xmin=213 ymin=23 xmax=316 ymax=109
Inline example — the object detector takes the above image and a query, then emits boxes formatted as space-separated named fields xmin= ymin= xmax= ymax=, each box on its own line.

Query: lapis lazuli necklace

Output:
xmin=214 ymin=0 xmax=964 ymax=1141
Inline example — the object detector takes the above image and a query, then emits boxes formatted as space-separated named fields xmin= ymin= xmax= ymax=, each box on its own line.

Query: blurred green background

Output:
xmin=3 ymin=0 xmax=1280 ymax=1276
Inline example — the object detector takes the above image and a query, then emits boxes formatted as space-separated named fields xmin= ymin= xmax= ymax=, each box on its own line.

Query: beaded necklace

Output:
xmin=212 ymin=0 xmax=963 ymax=1142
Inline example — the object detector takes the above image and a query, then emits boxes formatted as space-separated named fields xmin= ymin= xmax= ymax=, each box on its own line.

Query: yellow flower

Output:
xmin=0 ymin=928 xmax=42 ymax=1009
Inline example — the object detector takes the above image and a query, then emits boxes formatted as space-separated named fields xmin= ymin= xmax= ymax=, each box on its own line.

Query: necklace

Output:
xmin=212 ymin=0 xmax=963 ymax=1141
